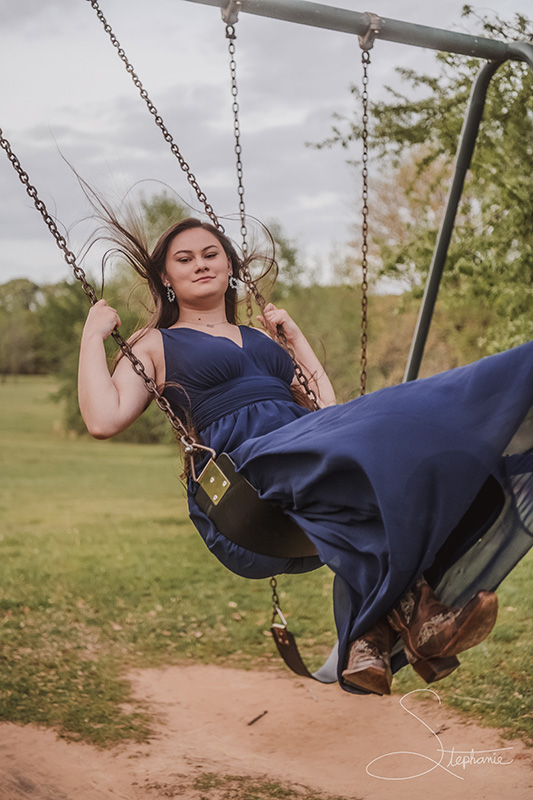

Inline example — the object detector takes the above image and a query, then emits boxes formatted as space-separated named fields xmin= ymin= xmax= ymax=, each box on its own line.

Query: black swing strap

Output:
xmin=194 ymin=454 xmax=318 ymax=558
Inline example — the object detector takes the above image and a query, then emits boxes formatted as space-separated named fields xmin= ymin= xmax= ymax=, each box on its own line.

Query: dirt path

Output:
xmin=0 ymin=664 xmax=531 ymax=799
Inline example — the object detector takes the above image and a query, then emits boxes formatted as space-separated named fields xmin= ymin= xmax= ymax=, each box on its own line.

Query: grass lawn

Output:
xmin=0 ymin=375 xmax=531 ymax=747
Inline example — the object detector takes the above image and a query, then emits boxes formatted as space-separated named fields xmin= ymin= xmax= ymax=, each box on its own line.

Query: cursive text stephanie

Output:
xmin=366 ymin=689 xmax=514 ymax=781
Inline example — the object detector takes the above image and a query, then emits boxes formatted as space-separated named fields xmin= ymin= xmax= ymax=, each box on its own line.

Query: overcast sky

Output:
xmin=0 ymin=0 xmax=530 ymax=285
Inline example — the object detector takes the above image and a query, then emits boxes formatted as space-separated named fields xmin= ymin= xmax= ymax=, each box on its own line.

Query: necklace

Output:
xmin=179 ymin=319 xmax=229 ymax=329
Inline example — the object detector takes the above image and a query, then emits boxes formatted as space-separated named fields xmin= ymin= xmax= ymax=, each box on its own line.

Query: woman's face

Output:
xmin=163 ymin=227 xmax=231 ymax=308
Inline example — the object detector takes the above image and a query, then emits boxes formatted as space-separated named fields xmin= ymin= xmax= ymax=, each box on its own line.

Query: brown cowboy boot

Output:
xmin=342 ymin=617 xmax=396 ymax=695
xmin=387 ymin=577 xmax=498 ymax=675
xmin=402 ymin=644 xmax=461 ymax=684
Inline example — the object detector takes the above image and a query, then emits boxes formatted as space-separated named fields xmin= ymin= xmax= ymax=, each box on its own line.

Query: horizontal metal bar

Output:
xmin=183 ymin=0 xmax=532 ymax=62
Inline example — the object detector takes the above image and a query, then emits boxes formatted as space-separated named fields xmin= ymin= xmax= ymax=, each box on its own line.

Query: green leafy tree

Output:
xmin=0 ymin=279 xmax=43 ymax=377
xmin=140 ymin=191 xmax=190 ymax=247
xmin=268 ymin=219 xmax=304 ymax=292
xmin=321 ymin=8 xmax=533 ymax=352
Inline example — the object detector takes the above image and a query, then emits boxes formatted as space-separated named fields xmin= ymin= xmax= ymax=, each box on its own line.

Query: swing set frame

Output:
xmin=186 ymin=0 xmax=533 ymax=381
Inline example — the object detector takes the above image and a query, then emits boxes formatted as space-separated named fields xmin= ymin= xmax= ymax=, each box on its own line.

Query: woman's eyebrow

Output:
xmin=172 ymin=245 xmax=219 ymax=255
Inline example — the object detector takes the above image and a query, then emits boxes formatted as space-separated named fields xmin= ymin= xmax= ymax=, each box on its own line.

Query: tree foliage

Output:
xmin=0 ymin=279 xmax=43 ymax=377
xmin=140 ymin=191 xmax=190 ymax=247
xmin=321 ymin=8 xmax=533 ymax=352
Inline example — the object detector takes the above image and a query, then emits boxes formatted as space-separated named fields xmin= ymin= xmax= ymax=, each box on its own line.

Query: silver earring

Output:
xmin=228 ymin=275 xmax=238 ymax=290
xmin=166 ymin=282 xmax=176 ymax=303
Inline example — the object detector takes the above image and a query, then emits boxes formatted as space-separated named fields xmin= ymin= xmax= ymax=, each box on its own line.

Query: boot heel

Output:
xmin=409 ymin=654 xmax=460 ymax=683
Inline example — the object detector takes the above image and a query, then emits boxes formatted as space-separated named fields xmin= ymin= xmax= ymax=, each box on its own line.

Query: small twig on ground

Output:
xmin=247 ymin=710 xmax=268 ymax=726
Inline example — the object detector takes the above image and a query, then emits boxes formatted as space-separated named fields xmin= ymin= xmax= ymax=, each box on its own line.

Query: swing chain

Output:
xmin=226 ymin=24 xmax=248 ymax=257
xmin=0 ymin=126 xmax=205 ymax=453
xmin=86 ymin=0 xmax=222 ymax=233
xmin=226 ymin=22 xmax=254 ymax=325
xmin=359 ymin=49 xmax=371 ymax=397
xmin=6 ymin=1 xmax=320 ymax=424
xmin=88 ymin=0 xmax=318 ymax=407
xmin=108 ymin=332 xmax=194 ymax=444
xmin=222 ymin=20 xmax=318 ymax=409
xmin=270 ymin=576 xmax=284 ymax=625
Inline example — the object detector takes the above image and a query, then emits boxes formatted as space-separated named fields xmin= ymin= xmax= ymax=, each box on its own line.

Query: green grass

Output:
xmin=145 ymin=772 xmax=358 ymax=800
xmin=0 ymin=376 xmax=336 ymax=746
xmin=0 ymin=375 xmax=531 ymax=749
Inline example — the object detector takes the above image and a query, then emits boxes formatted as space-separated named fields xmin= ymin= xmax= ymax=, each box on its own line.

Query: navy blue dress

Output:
xmin=161 ymin=326 xmax=533 ymax=679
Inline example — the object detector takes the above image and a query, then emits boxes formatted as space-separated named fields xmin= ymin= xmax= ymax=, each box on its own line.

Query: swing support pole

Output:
xmin=404 ymin=42 xmax=533 ymax=381
xmin=184 ymin=0 xmax=530 ymax=62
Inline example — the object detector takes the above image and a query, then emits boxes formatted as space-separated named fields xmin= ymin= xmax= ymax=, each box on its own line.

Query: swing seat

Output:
xmin=195 ymin=452 xmax=319 ymax=558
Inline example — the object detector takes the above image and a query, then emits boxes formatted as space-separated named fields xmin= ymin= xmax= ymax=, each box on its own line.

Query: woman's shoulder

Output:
xmin=244 ymin=324 xmax=270 ymax=338
xmin=125 ymin=327 xmax=164 ymax=363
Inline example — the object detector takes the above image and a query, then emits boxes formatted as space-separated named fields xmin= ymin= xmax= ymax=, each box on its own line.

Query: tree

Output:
xmin=266 ymin=219 xmax=306 ymax=303
xmin=140 ymin=191 xmax=190 ymax=247
xmin=0 ymin=279 xmax=43 ymax=377
xmin=320 ymin=8 xmax=533 ymax=352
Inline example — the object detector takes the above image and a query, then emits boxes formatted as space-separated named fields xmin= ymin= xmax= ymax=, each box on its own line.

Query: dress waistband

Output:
xmin=193 ymin=376 xmax=294 ymax=431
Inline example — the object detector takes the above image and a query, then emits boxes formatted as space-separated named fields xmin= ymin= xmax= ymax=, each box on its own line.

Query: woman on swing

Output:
xmin=78 ymin=215 xmax=533 ymax=696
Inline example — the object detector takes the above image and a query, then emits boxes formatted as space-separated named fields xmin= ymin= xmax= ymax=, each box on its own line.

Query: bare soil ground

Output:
xmin=0 ymin=664 xmax=531 ymax=799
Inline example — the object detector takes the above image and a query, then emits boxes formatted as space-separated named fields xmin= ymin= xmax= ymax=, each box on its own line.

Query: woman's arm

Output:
xmin=78 ymin=299 xmax=156 ymax=438
xmin=257 ymin=303 xmax=337 ymax=407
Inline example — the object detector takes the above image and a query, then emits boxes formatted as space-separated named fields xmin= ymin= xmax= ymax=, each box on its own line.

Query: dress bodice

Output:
xmin=160 ymin=325 xmax=312 ymax=455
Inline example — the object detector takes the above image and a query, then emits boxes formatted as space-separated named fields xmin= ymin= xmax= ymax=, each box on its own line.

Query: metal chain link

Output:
xmin=225 ymin=25 xmax=248 ymax=256
xmin=270 ymin=576 xmax=281 ymax=624
xmin=359 ymin=50 xmax=371 ymax=397
xmin=0 ymin=127 xmax=201 ymax=451
xmin=222 ymin=21 xmax=319 ymax=407
xmin=86 ymin=0 xmax=222 ymax=232
xmin=225 ymin=23 xmax=254 ymax=325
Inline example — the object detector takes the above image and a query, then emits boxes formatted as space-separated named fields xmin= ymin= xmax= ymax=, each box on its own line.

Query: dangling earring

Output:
xmin=228 ymin=275 xmax=238 ymax=290
xmin=166 ymin=282 xmax=176 ymax=303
